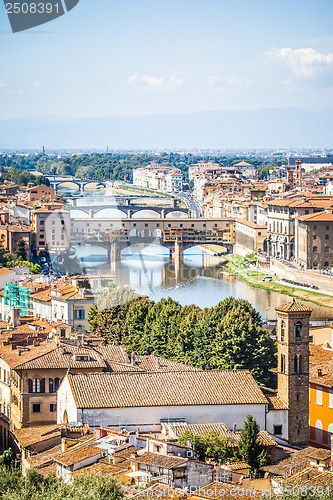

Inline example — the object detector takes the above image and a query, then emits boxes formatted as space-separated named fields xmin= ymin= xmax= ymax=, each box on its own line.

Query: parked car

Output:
xmin=262 ymin=276 xmax=273 ymax=282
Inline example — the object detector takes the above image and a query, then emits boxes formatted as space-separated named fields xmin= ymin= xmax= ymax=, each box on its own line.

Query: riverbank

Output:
xmin=222 ymin=254 xmax=333 ymax=310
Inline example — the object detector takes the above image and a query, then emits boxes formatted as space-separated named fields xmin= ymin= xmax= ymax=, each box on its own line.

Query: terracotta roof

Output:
xmin=264 ymin=393 xmax=288 ymax=411
xmin=262 ymin=446 xmax=320 ymax=477
xmin=307 ymin=449 xmax=331 ymax=461
xmin=134 ymin=354 xmax=198 ymax=372
xmin=286 ymin=467 xmax=333 ymax=487
xmin=275 ymin=298 xmax=313 ymax=313
xmin=72 ymin=460 xmax=128 ymax=477
xmin=297 ymin=211 xmax=333 ymax=222
xmin=129 ymin=451 xmax=187 ymax=469
xmin=13 ymin=424 xmax=61 ymax=449
xmin=169 ymin=422 xmax=275 ymax=447
xmin=0 ymin=267 xmax=14 ymax=276
xmin=53 ymin=439 xmax=102 ymax=467
xmin=235 ymin=218 xmax=267 ymax=229
xmin=0 ymin=341 xmax=57 ymax=369
xmin=190 ymin=481 xmax=261 ymax=499
xmin=31 ymin=288 xmax=52 ymax=302
xmin=67 ymin=370 xmax=267 ymax=409
xmin=221 ymin=461 xmax=250 ymax=471
xmin=15 ymin=343 xmax=107 ymax=370
xmin=27 ymin=443 xmax=63 ymax=468
xmin=131 ymin=482 xmax=179 ymax=499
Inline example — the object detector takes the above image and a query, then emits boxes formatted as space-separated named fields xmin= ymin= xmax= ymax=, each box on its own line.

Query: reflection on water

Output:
xmin=71 ymin=244 xmax=333 ymax=321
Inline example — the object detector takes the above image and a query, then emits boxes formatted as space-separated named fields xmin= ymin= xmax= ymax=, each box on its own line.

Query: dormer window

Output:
xmin=74 ymin=355 xmax=90 ymax=362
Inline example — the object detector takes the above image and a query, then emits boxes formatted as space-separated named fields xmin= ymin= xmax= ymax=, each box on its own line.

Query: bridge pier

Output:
xmin=127 ymin=209 xmax=133 ymax=218
xmin=107 ymin=241 xmax=122 ymax=273
xmin=173 ymin=240 xmax=184 ymax=259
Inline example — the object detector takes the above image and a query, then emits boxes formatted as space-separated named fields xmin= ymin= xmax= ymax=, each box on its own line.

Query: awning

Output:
xmin=126 ymin=471 xmax=152 ymax=478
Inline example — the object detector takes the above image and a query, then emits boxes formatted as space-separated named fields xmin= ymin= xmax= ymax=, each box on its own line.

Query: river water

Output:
xmin=60 ymin=187 xmax=333 ymax=321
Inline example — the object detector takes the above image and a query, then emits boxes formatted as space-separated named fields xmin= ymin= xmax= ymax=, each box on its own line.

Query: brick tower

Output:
xmin=295 ymin=159 xmax=302 ymax=186
xmin=275 ymin=299 xmax=312 ymax=446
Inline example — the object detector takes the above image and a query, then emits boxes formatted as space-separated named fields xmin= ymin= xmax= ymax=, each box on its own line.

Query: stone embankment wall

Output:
xmin=270 ymin=260 xmax=333 ymax=293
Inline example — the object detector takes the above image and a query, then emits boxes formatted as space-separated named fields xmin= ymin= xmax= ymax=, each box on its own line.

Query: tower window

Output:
xmin=281 ymin=321 xmax=285 ymax=342
xmin=295 ymin=321 xmax=302 ymax=339
xmin=281 ymin=354 xmax=286 ymax=373
xmin=294 ymin=355 xmax=302 ymax=374
xmin=273 ymin=425 xmax=282 ymax=436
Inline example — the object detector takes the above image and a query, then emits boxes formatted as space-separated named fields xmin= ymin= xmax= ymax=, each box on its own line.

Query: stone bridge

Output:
xmin=48 ymin=177 xmax=107 ymax=193
xmin=70 ymin=205 xmax=189 ymax=218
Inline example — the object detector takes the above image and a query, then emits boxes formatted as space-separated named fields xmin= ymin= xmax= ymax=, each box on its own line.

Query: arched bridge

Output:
xmin=48 ymin=178 xmax=107 ymax=193
xmin=70 ymin=205 xmax=189 ymax=218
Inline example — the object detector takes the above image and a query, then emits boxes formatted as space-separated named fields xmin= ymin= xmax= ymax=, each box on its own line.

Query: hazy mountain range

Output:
xmin=0 ymin=108 xmax=332 ymax=150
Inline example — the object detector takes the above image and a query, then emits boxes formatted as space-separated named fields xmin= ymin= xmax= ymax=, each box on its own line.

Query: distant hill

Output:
xmin=0 ymin=108 xmax=332 ymax=149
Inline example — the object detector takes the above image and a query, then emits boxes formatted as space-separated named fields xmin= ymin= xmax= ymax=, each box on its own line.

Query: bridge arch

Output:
xmin=93 ymin=208 xmax=128 ymax=218
xmin=132 ymin=210 xmax=161 ymax=219
xmin=165 ymin=210 xmax=188 ymax=218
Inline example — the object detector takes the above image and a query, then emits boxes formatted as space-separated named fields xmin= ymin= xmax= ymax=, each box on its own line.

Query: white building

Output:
xmin=133 ymin=163 xmax=182 ymax=193
xmin=57 ymin=369 xmax=288 ymax=441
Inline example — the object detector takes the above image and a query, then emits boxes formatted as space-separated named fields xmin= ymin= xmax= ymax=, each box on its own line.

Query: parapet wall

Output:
xmin=270 ymin=259 xmax=333 ymax=293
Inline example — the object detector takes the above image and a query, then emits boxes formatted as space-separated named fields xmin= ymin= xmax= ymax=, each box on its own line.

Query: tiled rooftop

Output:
xmin=67 ymin=369 xmax=267 ymax=409
xmin=13 ymin=424 xmax=61 ymax=448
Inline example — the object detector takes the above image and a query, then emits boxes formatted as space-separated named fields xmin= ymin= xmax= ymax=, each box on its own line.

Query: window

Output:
xmin=258 ymin=232 xmax=261 ymax=236
xmin=313 ymin=246 xmax=317 ymax=253
xmin=54 ymin=378 xmax=61 ymax=391
xmin=295 ymin=321 xmax=302 ymax=339
xmin=74 ymin=309 xmax=85 ymax=320
xmin=313 ymin=235 xmax=317 ymax=239
xmin=281 ymin=321 xmax=285 ymax=342
xmin=294 ymin=355 xmax=302 ymax=374
xmin=325 ymin=234 xmax=329 ymax=240
xmin=316 ymin=419 xmax=323 ymax=443
xmin=314 ymin=225 xmax=317 ymax=230
xmin=32 ymin=404 xmax=40 ymax=413
xmin=329 ymin=391 xmax=333 ymax=409
xmin=31 ymin=378 xmax=45 ymax=393
xmin=324 ymin=262 xmax=329 ymax=267
xmin=316 ymin=387 xmax=323 ymax=405
xmin=326 ymin=225 xmax=330 ymax=230
xmin=281 ymin=354 xmax=285 ymax=373
xmin=273 ymin=425 xmax=282 ymax=436
xmin=50 ymin=403 xmax=57 ymax=413
xmin=60 ymin=328 xmax=66 ymax=337
xmin=325 ymin=246 xmax=329 ymax=253
xmin=49 ymin=378 xmax=54 ymax=393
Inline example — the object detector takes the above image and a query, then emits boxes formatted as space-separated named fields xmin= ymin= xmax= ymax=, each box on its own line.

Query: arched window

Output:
xmin=295 ymin=321 xmax=302 ymax=339
xmin=49 ymin=378 xmax=54 ymax=393
xmin=294 ymin=355 xmax=302 ymax=374
xmin=328 ymin=423 xmax=333 ymax=446
xmin=33 ymin=378 xmax=40 ymax=393
xmin=28 ymin=379 xmax=33 ymax=393
xmin=54 ymin=378 xmax=61 ymax=391
xmin=281 ymin=354 xmax=285 ymax=373
xmin=281 ymin=321 xmax=285 ymax=342
xmin=316 ymin=419 xmax=323 ymax=443
xmin=32 ymin=378 xmax=45 ymax=393
xmin=313 ymin=246 xmax=317 ymax=253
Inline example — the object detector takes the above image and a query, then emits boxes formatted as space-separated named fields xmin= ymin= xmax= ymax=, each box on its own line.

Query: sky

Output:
xmin=1 ymin=0 xmax=333 ymax=119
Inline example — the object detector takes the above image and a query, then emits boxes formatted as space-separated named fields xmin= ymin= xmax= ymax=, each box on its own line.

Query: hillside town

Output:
xmin=0 ymin=154 xmax=332 ymax=497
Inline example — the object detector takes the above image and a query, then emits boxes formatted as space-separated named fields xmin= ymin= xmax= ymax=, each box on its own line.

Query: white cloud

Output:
xmin=264 ymin=47 xmax=333 ymax=79
xmin=208 ymin=75 xmax=252 ymax=91
xmin=5 ymin=88 xmax=25 ymax=96
xmin=128 ymin=73 xmax=183 ymax=90
xmin=0 ymin=83 xmax=6 ymax=89
xmin=33 ymin=81 xmax=42 ymax=88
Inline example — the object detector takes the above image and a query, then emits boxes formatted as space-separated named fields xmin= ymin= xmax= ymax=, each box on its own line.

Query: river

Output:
xmin=60 ymin=187 xmax=333 ymax=321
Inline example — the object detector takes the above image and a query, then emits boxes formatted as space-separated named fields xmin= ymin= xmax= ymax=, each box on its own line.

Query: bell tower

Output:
xmin=275 ymin=299 xmax=312 ymax=446
xmin=295 ymin=159 xmax=302 ymax=186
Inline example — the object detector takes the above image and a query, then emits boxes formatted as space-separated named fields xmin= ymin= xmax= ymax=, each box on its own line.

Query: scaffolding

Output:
xmin=4 ymin=283 xmax=33 ymax=317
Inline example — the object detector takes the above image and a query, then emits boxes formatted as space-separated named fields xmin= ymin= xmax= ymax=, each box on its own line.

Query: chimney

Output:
xmin=61 ymin=437 xmax=68 ymax=453
xmin=233 ymin=423 xmax=237 ymax=433
xmin=317 ymin=368 xmax=323 ymax=377
xmin=131 ymin=352 xmax=136 ymax=366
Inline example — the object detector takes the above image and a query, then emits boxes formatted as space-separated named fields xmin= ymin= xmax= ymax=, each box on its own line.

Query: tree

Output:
xmin=178 ymin=431 xmax=237 ymax=463
xmin=15 ymin=238 xmax=27 ymax=261
xmin=0 ymin=448 xmax=14 ymax=468
xmin=238 ymin=415 xmax=270 ymax=476
xmin=97 ymin=285 xmax=140 ymax=311
xmin=208 ymin=299 xmax=276 ymax=385
xmin=77 ymin=279 xmax=91 ymax=290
